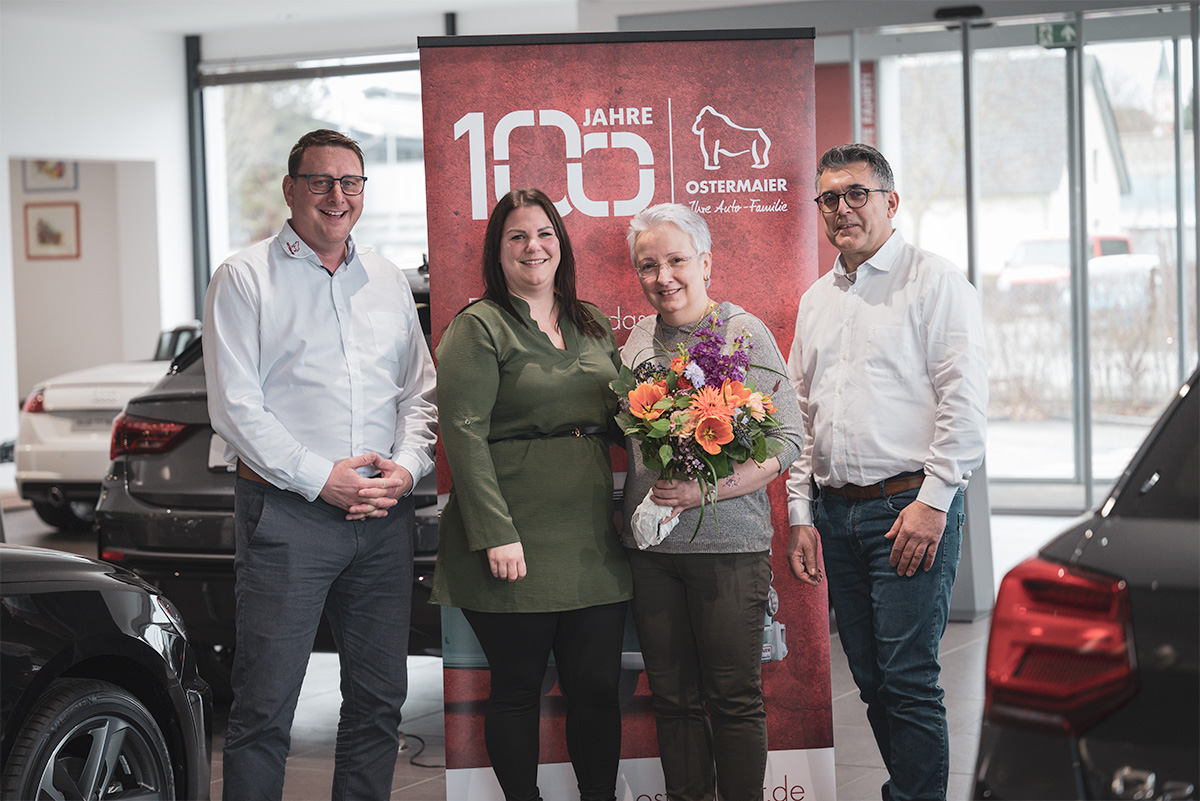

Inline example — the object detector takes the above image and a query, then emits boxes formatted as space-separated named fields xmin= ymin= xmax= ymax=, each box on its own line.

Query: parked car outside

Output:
xmin=974 ymin=369 xmax=1198 ymax=800
xmin=95 ymin=337 xmax=441 ymax=699
xmin=0 ymin=543 xmax=212 ymax=799
xmin=15 ymin=322 xmax=201 ymax=531
xmin=995 ymin=235 xmax=1161 ymax=316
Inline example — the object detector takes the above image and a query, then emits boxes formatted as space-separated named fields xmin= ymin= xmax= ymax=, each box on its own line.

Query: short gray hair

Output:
xmin=626 ymin=203 xmax=713 ymax=266
xmin=815 ymin=143 xmax=895 ymax=193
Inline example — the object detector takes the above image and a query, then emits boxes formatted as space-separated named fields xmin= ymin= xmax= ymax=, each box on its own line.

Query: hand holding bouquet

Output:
xmin=611 ymin=312 xmax=785 ymax=547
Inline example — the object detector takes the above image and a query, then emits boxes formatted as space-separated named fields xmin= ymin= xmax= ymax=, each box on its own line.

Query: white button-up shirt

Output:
xmin=204 ymin=222 xmax=437 ymax=502
xmin=786 ymin=230 xmax=988 ymax=525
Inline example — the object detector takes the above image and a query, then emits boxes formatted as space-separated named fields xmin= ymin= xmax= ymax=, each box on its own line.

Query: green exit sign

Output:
xmin=1037 ymin=22 xmax=1078 ymax=48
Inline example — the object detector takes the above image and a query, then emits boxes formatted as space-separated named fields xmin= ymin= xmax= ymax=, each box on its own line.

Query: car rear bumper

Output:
xmin=16 ymin=414 xmax=116 ymax=484
xmin=17 ymin=479 xmax=102 ymax=505
xmin=974 ymin=719 xmax=1200 ymax=800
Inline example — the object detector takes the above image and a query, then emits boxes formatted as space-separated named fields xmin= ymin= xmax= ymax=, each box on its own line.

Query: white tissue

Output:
xmin=630 ymin=491 xmax=679 ymax=550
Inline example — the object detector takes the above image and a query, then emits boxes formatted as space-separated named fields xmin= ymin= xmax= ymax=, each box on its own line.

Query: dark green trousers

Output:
xmin=628 ymin=549 xmax=771 ymax=801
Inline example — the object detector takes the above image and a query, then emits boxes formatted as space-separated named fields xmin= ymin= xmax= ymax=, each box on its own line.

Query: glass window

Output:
xmin=203 ymin=68 xmax=425 ymax=274
xmin=888 ymin=46 xmax=1079 ymax=484
xmin=1086 ymin=38 xmax=1194 ymax=479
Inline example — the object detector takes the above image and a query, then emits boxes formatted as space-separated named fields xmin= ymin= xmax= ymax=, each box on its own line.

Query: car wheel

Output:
xmin=0 ymin=678 xmax=176 ymax=800
xmin=31 ymin=501 xmax=95 ymax=532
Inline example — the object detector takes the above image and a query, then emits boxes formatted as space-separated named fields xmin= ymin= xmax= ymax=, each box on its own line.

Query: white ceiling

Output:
xmin=2 ymin=0 xmax=552 ymax=33
xmin=0 ymin=0 xmax=1176 ymax=37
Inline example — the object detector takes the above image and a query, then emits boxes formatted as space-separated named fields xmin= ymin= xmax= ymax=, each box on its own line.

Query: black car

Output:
xmin=974 ymin=369 xmax=1199 ymax=800
xmin=0 ymin=544 xmax=212 ymax=799
xmin=95 ymin=338 xmax=441 ymax=699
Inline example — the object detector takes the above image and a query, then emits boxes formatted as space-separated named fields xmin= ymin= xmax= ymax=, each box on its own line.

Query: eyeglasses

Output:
xmin=635 ymin=254 xmax=695 ymax=278
xmin=813 ymin=188 xmax=888 ymax=214
xmin=293 ymin=174 xmax=368 ymax=196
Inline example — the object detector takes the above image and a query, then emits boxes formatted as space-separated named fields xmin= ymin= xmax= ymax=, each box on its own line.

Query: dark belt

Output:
xmin=489 ymin=424 xmax=607 ymax=444
xmin=236 ymin=461 xmax=271 ymax=485
xmin=821 ymin=472 xmax=924 ymax=501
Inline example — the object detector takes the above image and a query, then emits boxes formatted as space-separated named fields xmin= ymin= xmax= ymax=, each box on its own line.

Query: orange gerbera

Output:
xmin=629 ymin=382 xmax=668 ymax=420
xmin=694 ymin=416 xmax=734 ymax=455
xmin=688 ymin=385 xmax=735 ymax=423
xmin=721 ymin=380 xmax=753 ymax=408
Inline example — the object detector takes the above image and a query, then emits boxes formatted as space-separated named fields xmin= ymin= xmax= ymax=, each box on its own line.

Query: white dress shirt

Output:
xmin=204 ymin=222 xmax=437 ymax=502
xmin=785 ymin=229 xmax=988 ymax=526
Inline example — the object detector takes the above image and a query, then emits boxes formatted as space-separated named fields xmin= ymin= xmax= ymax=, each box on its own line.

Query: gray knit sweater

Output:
xmin=619 ymin=302 xmax=803 ymax=554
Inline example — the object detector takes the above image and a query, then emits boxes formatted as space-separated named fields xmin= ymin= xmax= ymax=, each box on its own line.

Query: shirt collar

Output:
xmin=833 ymin=228 xmax=903 ymax=282
xmin=277 ymin=221 xmax=358 ymax=269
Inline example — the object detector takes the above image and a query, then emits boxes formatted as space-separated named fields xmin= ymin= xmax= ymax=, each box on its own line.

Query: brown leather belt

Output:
xmin=821 ymin=473 xmax=924 ymax=501
xmin=237 ymin=461 xmax=271 ymax=486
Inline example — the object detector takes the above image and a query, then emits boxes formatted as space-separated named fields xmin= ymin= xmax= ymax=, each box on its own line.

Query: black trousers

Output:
xmin=463 ymin=602 xmax=627 ymax=801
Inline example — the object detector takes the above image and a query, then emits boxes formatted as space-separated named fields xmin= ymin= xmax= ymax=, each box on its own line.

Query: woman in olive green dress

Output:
xmin=431 ymin=188 xmax=632 ymax=801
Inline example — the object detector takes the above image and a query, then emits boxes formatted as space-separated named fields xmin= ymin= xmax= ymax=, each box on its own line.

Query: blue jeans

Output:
xmin=815 ymin=486 xmax=964 ymax=801
xmin=223 ymin=478 xmax=415 ymax=801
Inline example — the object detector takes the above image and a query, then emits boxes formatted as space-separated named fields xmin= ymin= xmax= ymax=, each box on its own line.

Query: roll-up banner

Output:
xmin=419 ymin=29 xmax=833 ymax=801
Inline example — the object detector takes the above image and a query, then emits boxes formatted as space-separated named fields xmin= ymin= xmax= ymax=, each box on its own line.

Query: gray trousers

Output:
xmin=222 ymin=478 xmax=414 ymax=801
xmin=628 ymin=549 xmax=771 ymax=801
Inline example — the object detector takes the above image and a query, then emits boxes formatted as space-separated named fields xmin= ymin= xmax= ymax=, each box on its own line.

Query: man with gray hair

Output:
xmin=786 ymin=143 xmax=988 ymax=801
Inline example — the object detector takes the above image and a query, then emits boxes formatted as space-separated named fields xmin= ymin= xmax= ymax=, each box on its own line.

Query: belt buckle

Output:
xmin=570 ymin=427 xmax=583 ymax=437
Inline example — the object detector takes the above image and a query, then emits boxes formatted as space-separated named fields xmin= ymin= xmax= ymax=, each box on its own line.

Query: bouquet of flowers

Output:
xmin=611 ymin=312 xmax=785 ymax=547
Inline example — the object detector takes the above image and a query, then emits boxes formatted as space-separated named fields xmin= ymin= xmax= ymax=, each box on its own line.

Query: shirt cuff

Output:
xmin=916 ymin=475 xmax=959 ymax=513
xmin=391 ymin=454 xmax=428 ymax=497
xmin=293 ymin=452 xmax=336 ymax=503
xmin=788 ymin=500 xmax=813 ymax=527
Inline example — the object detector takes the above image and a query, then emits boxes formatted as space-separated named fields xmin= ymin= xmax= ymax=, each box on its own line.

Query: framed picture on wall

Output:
xmin=24 ymin=202 xmax=81 ymax=260
xmin=22 ymin=159 xmax=78 ymax=192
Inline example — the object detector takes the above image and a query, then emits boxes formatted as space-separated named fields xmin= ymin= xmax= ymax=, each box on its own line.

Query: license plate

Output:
xmin=208 ymin=434 xmax=236 ymax=471
xmin=73 ymin=414 xmax=115 ymax=431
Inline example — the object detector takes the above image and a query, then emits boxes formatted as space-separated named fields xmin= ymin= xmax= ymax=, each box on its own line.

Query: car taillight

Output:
xmin=22 ymin=388 xmax=45 ymax=413
xmin=985 ymin=556 xmax=1136 ymax=734
xmin=110 ymin=412 xmax=193 ymax=459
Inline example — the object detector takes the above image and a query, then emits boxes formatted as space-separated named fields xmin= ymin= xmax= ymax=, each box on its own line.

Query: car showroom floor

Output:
xmin=2 ymin=498 xmax=1067 ymax=801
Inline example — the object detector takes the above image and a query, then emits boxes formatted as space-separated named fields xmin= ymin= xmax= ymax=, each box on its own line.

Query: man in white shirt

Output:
xmin=204 ymin=129 xmax=437 ymax=800
xmin=785 ymin=144 xmax=987 ymax=801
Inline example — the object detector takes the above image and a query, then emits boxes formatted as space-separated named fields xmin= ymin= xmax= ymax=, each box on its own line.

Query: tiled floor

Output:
xmin=1 ymin=501 xmax=1068 ymax=800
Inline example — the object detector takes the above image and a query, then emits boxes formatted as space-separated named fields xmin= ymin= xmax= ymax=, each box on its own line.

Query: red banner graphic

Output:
xmin=420 ymin=30 xmax=833 ymax=800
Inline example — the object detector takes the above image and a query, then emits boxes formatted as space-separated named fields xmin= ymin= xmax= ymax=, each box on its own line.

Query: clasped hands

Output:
xmin=318 ymin=452 xmax=412 ymax=521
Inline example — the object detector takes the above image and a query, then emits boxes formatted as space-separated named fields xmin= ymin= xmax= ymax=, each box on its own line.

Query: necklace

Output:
xmin=658 ymin=300 xmax=717 ymax=351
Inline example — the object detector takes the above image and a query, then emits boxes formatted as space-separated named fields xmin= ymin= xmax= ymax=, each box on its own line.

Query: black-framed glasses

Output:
xmin=813 ymin=187 xmax=888 ymax=214
xmin=293 ymin=173 xmax=368 ymax=195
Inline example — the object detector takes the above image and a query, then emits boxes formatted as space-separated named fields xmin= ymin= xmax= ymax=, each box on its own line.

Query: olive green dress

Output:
xmin=430 ymin=297 xmax=633 ymax=613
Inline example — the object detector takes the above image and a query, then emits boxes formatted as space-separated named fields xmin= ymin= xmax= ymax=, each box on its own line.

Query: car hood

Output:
xmin=34 ymin=361 xmax=171 ymax=412
xmin=0 ymin=544 xmax=152 ymax=593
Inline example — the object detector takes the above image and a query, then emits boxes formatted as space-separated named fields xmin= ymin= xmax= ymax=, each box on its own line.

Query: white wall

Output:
xmin=12 ymin=161 xmax=115 ymax=394
xmin=1 ymin=12 xmax=193 ymax=442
